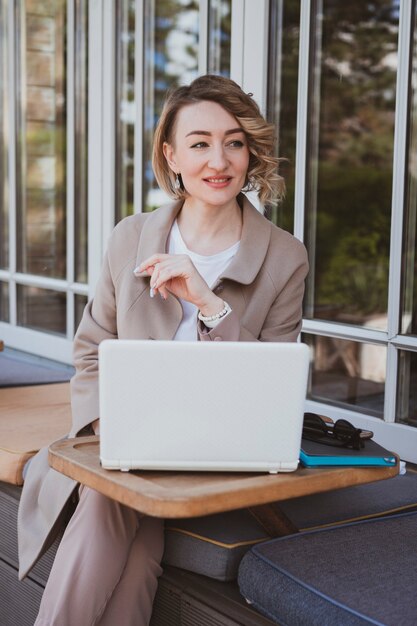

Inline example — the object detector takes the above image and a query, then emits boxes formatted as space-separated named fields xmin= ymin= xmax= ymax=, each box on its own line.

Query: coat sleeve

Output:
xmin=70 ymin=248 xmax=117 ymax=437
xmin=255 ymin=254 xmax=309 ymax=342
xmin=198 ymin=245 xmax=309 ymax=343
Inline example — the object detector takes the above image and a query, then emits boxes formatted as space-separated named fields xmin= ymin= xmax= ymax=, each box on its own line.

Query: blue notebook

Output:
xmin=300 ymin=438 xmax=397 ymax=468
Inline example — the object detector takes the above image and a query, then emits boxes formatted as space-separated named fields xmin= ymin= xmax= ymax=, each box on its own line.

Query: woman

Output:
xmin=18 ymin=74 xmax=308 ymax=625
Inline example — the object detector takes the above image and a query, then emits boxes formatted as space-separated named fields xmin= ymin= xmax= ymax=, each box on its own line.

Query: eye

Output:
xmin=228 ymin=139 xmax=245 ymax=148
xmin=190 ymin=141 xmax=209 ymax=149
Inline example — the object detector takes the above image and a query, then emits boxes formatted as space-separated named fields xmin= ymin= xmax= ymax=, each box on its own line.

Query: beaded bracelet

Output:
xmin=197 ymin=301 xmax=232 ymax=327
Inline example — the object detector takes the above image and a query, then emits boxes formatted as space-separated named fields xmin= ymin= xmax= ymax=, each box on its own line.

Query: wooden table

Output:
xmin=49 ymin=436 xmax=399 ymax=536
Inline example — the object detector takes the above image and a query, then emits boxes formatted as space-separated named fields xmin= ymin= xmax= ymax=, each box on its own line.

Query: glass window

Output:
xmin=0 ymin=0 xmax=8 ymax=270
xmin=17 ymin=284 xmax=66 ymax=335
xmin=396 ymin=349 xmax=417 ymax=427
xmin=401 ymin=5 xmax=417 ymax=338
xmin=398 ymin=7 xmax=417 ymax=431
xmin=115 ymin=0 xmax=202 ymax=220
xmin=115 ymin=0 xmax=232 ymax=222
xmin=74 ymin=0 xmax=88 ymax=284
xmin=303 ymin=3 xmax=398 ymax=329
xmin=303 ymin=333 xmax=386 ymax=419
xmin=142 ymin=0 xmax=200 ymax=214
xmin=267 ymin=0 xmax=301 ymax=232
xmin=115 ymin=0 xmax=136 ymax=223
xmin=74 ymin=293 xmax=87 ymax=330
xmin=208 ymin=0 xmax=231 ymax=76
xmin=16 ymin=0 xmax=67 ymax=279
xmin=0 ymin=282 xmax=9 ymax=322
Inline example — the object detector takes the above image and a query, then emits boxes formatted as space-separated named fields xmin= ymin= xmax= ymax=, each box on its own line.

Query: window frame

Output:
xmin=0 ymin=0 xmax=89 ymax=363
xmin=294 ymin=1 xmax=417 ymax=461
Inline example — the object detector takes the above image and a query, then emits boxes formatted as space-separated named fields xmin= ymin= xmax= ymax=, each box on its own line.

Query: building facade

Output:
xmin=1 ymin=0 xmax=417 ymax=461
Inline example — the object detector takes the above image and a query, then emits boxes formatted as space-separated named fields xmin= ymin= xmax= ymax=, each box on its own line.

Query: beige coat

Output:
xmin=17 ymin=196 xmax=308 ymax=579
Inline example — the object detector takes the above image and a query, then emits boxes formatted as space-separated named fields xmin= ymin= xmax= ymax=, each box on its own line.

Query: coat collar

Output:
xmin=135 ymin=199 xmax=183 ymax=268
xmin=135 ymin=194 xmax=272 ymax=286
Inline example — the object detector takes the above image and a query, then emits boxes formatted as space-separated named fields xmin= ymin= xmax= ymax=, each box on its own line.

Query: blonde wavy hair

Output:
xmin=152 ymin=74 xmax=284 ymax=206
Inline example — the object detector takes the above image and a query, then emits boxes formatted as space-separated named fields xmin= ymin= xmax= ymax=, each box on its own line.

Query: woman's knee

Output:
xmin=77 ymin=486 xmax=140 ymax=533
xmin=138 ymin=516 xmax=165 ymax=566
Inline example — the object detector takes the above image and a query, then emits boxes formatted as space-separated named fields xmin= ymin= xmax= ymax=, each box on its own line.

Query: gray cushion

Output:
xmin=0 ymin=349 xmax=74 ymax=387
xmin=164 ymin=472 xmax=417 ymax=581
xmin=238 ymin=511 xmax=417 ymax=626
xmin=164 ymin=509 xmax=269 ymax=581
xmin=279 ymin=470 xmax=417 ymax=530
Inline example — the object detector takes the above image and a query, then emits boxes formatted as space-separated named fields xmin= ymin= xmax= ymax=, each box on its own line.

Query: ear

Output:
xmin=163 ymin=142 xmax=178 ymax=173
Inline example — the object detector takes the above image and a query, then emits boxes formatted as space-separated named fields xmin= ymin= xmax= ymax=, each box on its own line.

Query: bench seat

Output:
xmin=164 ymin=471 xmax=417 ymax=580
xmin=0 ymin=383 xmax=71 ymax=485
xmin=238 ymin=511 xmax=417 ymax=626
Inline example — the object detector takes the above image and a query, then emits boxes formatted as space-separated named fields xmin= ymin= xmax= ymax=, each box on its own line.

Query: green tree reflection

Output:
xmin=307 ymin=1 xmax=399 ymax=323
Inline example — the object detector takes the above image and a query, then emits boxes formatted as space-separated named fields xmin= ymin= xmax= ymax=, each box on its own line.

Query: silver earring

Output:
xmin=174 ymin=173 xmax=181 ymax=190
xmin=247 ymin=177 xmax=256 ymax=190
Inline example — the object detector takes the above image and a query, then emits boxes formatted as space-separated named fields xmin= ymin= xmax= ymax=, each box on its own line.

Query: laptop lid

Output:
xmin=99 ymin=340 xmax=310 ymax=473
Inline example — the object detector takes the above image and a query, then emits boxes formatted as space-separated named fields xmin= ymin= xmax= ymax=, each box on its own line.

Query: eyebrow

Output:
xmin=185 ymin=127 xmax=244 ymax=138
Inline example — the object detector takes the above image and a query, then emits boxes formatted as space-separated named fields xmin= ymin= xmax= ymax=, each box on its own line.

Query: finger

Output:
xmin=150 ymin=263 xmax=161 ymax=289
xmin=138 ymin=254 xmax=170 ymax=274
xmin=151 ymin=264 xmax=176 ymax=298
xmin=159 ymin=284 xmax=169 ymax=300
xmin=133 ymin=266 xmax=149 ymax=278
xmin=139 ymin=263 xmax=157 ymax=277
xmin=152 ymin=263 xmax=186 ymax=290
xmin=134 ymin=263 xmax=156 ymax=278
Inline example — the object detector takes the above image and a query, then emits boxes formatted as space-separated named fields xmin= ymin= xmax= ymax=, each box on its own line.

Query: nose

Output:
xmin=208 ymin=145 xmax=228 ymax=171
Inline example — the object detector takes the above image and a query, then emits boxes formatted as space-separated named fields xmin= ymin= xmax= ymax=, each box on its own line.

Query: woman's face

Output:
xmin=163 ymin=100 xmax=250 ymax=208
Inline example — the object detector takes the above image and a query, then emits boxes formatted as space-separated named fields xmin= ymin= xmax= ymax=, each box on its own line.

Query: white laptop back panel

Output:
xmin=99 ymin=340 xmax=310 ymax=473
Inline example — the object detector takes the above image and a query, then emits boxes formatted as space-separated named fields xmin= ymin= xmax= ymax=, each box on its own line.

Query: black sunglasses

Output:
xmin=302 ymin=413 xmax=374 ymax=451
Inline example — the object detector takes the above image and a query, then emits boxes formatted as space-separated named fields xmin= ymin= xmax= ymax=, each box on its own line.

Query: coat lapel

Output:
xmin=131 ymin=200 xmax=184 ymax=340
xmin=216 ymin=195 xmax=272 ymax=286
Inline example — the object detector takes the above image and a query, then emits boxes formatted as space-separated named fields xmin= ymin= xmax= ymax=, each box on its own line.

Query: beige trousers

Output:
xmin=34 ymin=485 xmax=164 ymax=626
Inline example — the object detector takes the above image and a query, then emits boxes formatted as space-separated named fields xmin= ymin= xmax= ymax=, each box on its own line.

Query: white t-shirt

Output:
xmin=167 ymin=220 xmax=240 ymax=341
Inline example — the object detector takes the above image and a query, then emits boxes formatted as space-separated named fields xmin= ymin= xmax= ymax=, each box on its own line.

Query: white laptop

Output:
xmin=99 ymin=340 xmax=310 ymax=474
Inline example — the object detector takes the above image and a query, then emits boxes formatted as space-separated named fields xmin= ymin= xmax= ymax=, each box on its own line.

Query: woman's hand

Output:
xmin=136 ymin=253 xmax=224 ymax=316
